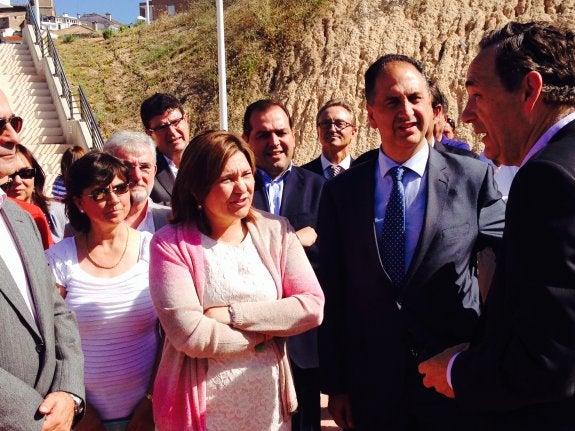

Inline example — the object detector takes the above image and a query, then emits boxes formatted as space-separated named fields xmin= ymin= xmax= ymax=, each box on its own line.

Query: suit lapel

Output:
xmin=406 ymin=149 xmax=448 ymax=284
xmin=280 ymin=168 xmax=301 ymax=217
xmin=155 ymin=150 xmax=175 ymax=196
xmin=0 ymin=205 xmax=42 ymax=339
xmin=252 ymin=174 xmax=270 ymax=212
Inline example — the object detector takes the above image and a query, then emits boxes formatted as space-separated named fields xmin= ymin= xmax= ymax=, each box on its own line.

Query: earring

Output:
xmin=197 ymin=203 xmax=203 ymax=211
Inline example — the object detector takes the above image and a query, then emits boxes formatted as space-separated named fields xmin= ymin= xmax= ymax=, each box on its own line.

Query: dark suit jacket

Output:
xmin=252 ymin=166 xmax=325 ymax=368
xmin=151 ymin=148 xmax=175 ymax=206
xmin=0 ymin=199 xmax=84 ymax=430
xmin=302 ymin=155 xmax=355 ymax=179
xmin=452 ymin=120 xmax=575 ymax=430
xmin=318 ymin=148 xmax=505 ymax=430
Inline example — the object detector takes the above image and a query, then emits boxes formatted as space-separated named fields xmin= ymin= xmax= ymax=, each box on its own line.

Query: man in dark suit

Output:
xmin=0 ymin=89 xmax=84 ymax=430
xmin=419 ymin=21 xmax=575 ymax=431
xmin=243 ymin=99 xmax=325 ymax=431
xmin=302 ymin=99 xmax=357 ymax=179
xmin=140 ymin=93 xmax=190 ymax=205
xmin=318 ymin=55 xmax=506 ymax=431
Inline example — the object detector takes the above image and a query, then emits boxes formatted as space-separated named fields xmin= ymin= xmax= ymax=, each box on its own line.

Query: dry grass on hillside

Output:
xmin=57 ymin=0 xmax=328 ymax=140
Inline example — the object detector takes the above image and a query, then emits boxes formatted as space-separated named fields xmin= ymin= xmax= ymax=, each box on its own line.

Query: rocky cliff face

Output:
xmin=251 ymin=0 xmax=575 ymax=164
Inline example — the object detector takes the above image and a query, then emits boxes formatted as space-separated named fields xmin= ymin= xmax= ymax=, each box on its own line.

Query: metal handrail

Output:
xmin=78 ymin=87 xmax=104 ymax=150
xmin=25 ymin=2 xmax=104 ymax=149
xmin=26 ymin=3 xmax=45 ymax=56
xmin=45 ymin=30 xmax=75 ymax=118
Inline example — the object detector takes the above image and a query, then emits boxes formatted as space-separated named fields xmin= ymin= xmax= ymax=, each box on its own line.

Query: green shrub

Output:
xmin=102 ymin=28 xmax=114 ymax=40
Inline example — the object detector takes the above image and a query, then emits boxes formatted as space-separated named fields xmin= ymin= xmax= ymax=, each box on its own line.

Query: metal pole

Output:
xmin=216 ymin=0 xmax=228 ymax=130
xmin=146 ymin=0 xmax=150 ymax=24
xmin=34 ymin=0 xmax=40 ymax=25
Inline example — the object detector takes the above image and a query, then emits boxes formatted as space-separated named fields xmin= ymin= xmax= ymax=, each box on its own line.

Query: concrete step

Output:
xmin=20 ymin=134 xmax=66 ymax=146
xmin=19 ymin=118 xmax=61 ymax=129
xmin=0 ymin=64 xmax=36 ymax=74
xmin=0 ymin=74 xmax=46 ymax=83
xmin=2 ymin=81 xmax=49 ymax=92
xmin=11 ymin=95 xmax=54 ymax=106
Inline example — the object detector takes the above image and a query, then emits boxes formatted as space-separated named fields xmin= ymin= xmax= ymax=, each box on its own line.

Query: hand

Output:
xmin=418 ymin=343 xmax=469 ymax=399
xmin=127 ymin=396 xmax=155 ymax=431
xmin=38 ymin=392 xmax=75 ymax=431
xmin=295 ymin=226 xmax=317 ymax=247
xmin=73 ymin=403 xmax=106 ymax=431
xmin=204 ymin=306 xmax=231 ymax=325
xmin=328 ymin=393 xmax=354 ymax=429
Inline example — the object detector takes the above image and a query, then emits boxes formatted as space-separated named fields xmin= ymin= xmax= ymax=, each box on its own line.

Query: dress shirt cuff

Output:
xmin=446 ymin=351 xmax=461 ymax=389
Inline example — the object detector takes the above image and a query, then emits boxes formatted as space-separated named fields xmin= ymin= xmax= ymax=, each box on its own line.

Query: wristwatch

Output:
xmin=68 ymin=393 xmax=84 ymax=415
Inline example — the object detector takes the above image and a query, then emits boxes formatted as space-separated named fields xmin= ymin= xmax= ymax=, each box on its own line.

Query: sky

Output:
xmin=51 ymin=0 xmax=142 ymax=25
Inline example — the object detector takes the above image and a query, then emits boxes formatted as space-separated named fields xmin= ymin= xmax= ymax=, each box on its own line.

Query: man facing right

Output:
xmin=318 ymin=54 xmax=505 ymax=430
xmin=419 ymin=21 xmax=575 ymax=430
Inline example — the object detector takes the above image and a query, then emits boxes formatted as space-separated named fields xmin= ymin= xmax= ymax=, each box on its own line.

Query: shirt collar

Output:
xmin=0 ymin=188 xmax=6 ymax=209
xmin=378 ymin=141 xmax=429 ymax=179
xmin=521 ymin=112 xmax=575 ymax=166
xmin=256 ymin=162 xmax=293 ymax=184
xmin=320 ymin=153 xmax=352 ymax=170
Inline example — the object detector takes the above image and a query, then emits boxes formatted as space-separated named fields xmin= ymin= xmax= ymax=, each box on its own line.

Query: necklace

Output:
xmin=85 ymin=226 xmax=130 ymax=270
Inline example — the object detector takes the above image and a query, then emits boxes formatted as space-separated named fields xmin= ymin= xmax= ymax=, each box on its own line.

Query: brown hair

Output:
xmin=16 ymin=144 xmax=49 ymax=215
xmin=171 ymin=130 xmax=256 ymax=234
xmin=480 ymin=21 xmax=575 ymax=106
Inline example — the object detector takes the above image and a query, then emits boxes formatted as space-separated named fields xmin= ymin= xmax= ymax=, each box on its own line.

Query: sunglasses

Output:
xmin=87 ymin=182 xmax=131 ymax=202
xmin=0 ymin=115 xmax=24 ymax=133
xmin=147 ymin=116 xmax=184 ymax=133
xmin=0 ymin=167 xmax=36 ymax=191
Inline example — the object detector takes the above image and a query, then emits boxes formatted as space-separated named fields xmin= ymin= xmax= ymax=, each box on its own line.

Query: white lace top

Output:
xmin=201 ymin=232 xmax=290 ymax=431
xmin=45 ymin=232 xmax=158 ymax=420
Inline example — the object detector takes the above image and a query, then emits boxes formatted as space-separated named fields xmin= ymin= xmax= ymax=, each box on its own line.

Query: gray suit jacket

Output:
xmin=0 ymin=199 xmax=84 ymax=431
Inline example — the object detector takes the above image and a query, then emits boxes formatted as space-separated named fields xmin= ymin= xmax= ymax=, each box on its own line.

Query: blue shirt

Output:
xmin=374 ymin=144 xmax=428 ymax=272
xmin=256 ymin=164 xmax=293 ymax=215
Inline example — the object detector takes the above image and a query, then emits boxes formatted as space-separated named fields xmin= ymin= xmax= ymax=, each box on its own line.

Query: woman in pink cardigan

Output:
xmin=149 ymin=130 xmax=324 ymax=431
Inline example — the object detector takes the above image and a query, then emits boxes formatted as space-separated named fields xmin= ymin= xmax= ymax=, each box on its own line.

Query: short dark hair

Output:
xmin=65 ymin=151 xmax=130 ymax=233
xmin=171 ymin=130 xmax=256 ymax=234
xmin=365 ymin=54 xmax=429 ymax=105
xmin=242 ymin=99 xmax=293 ymax=137
xmin=480 ymin=21 xmax=575 ymax=106
xmin=316 ymin=99 xmax=356 ymax=125
xmin=140 ymin=93 xmax=185 ymax=130
xmin=428 ymin=81 xmax=448 ymax=113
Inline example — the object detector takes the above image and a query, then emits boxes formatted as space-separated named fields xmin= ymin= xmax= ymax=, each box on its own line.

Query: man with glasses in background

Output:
xmin=140 ymin=92 xmax=190 ymax=206
xmin=104 ymin=130 xmax=171 ymax=233
xmin=303 ymin=99 xmax=358 ymax=179
xmin=0 ymin=88 xmax=85 ymax=430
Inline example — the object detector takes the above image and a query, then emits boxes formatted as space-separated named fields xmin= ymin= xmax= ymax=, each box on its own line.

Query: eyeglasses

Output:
xmin=0 ymin=168 xmax=36 ymax=191
xmin=0 ymin=114 xmax=23 ymax=134
xmin=87 ymin=182 xmax=131 ymax=202
xmin=317 ymin=120 xmax=354 ymax=131
xmin=147 ymin=116 xmax=184 ymax=133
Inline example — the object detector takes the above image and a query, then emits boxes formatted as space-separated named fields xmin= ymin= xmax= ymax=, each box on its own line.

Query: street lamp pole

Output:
xmin=216 ymin=0 xmax=228 ymax=130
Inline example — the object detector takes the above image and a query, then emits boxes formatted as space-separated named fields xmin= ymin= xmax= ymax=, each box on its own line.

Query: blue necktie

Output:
xmin=382 ymin=166 xmax=406 ymax=288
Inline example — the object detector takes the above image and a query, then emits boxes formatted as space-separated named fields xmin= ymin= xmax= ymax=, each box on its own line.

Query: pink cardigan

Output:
xmin=149 ymin=210 xmax=324 ymax=431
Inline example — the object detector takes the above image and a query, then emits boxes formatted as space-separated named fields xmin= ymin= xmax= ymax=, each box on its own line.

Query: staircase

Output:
xmin=0 ymin=42 xmax=69 ymax=195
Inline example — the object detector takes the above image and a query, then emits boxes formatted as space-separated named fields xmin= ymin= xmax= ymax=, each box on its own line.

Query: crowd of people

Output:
xmin=1 ymin=19 xmax=575 ymax=431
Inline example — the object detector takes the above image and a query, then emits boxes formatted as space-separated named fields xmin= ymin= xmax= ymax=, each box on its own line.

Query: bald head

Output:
xmin=0 ymin=90 xmax=21 ymax=176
